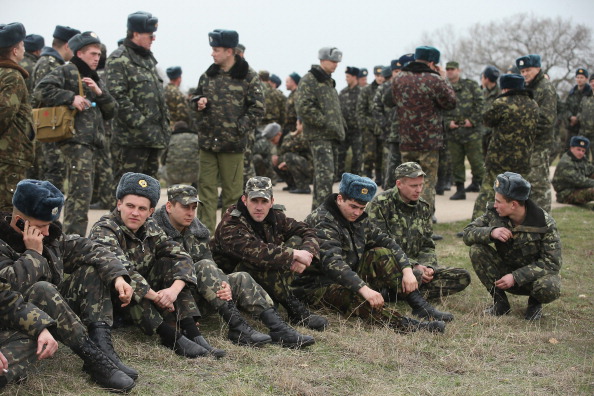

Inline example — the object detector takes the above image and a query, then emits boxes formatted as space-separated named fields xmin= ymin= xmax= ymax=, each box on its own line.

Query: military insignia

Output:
xmin=209 ymin=36 xmax=213 ymax=43
xmin=519 ymin=60 xmax=524 ymax=66
xmin=579 ymin=69 xmax=584 ymax=73
xmin=361 ymin=188 xmax=368 ymax=195
xmin=580 ymin=141 xmax=586 ymax=146
xmin=52 ymin=207 xmax=59 ymax=216
xmin=139 ymin=180 xmax=148 ymax=188
xmin=495 ymin=179 xmax=500 ymax=187
xmin=90 ymin=32 xmax=98 ymax=38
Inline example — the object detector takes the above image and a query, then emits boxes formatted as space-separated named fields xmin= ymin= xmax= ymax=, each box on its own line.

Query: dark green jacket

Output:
xmin=552 ymin=151 xmax=594 ymax=202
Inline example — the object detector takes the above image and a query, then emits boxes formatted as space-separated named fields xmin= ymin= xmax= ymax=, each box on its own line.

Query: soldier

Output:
xmin=106 ymin=11 xmax=169 ymax=188
xmin=35 ymin=32 xmax=117 ymax=236
xmin=293 ymin=173 xmax=449 ymax=333
xmin=283 ymin=72 xmax=300 ymax=134
xmin=575 ymin=75 xmax=594 ymax=160
xmin=366 ymin=162 xmax=471 ymax=299
xmin=463 ymin=172 xmax=562 ymax=320
xmin=164 ymin=66 xmax=191 ymax=128
xmin=358 ymin=65 xmax=385 ymax=183
xmin=19 ymin=34 xmax=44 ymax=94
xmin=273 ymin=118 xmax=313 ymax=194
xmin=564 ymin=68 xmax=591 ymax=147
xmin=154 ymin=184 xmax=315 ymax=348
xmin=296 ymin=47 xmax=346 ymax=210
xmin=472 ymin=74 xmax=539 ymax=220
xmin=0 ymin=179 xmax=137 ymax=391
xmin=211 ymin=176 xmax=329 ymax=331
xmin=0 ymin=22 xmax=33 ymax=213
xmin=357 ymin=68 xmax=368 ymax=87
xmin=253 ymin=122 xmax=281 ymax=179
xmin=164 ymin=121 xmax=199 ymax=187
xmin=269 ymin=73 xmax=287 ymax=127
xmin=192 ymin=29 xmax=264 ymax=233
xmin=516 ymin=54 xmax=557 ymax=212
xmin=235 ymin=43 xmax=245 ymax=58
xmin=337 ymin=66 xmax=362 ymax=176
xmin=480 ymin=65 xmax=501 ymax=158
xmin=552 ymin=136 xmax=594 ymax=205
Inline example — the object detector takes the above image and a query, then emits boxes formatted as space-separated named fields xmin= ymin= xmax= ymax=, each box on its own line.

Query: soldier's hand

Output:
xmin=402 ymin=267 xmax=419 ymax=293
xmin=290 ymin=260 xmax=307 ymax=274
xmin=463 ymin=119 xmax=473 ymax=128
xmin=216 ymin=281 xmax=233 ymax=301
xmin=491 ymin=227 xmax=513 ymax=242
xmin=36 ymin=328 xmax=58 ymax=360
xmin=415 ymin=264 xmax=434 ymax=284
xmin=72 ymin=95 xmax=90 ymax=111
xmin=495 ymin=274 xmax=515 ymax=290
xmin=449 ymin=120 xmax=459 ymax=129
xmin=22 ymin=220 xmax=44 ymax=254
xmin=82 ymin=77 xmax=102 ymax=96
xmin=358 ymin=286 xmax=384 ymax=309
xmin=196 ymin=97 xmax=208 ymax=111
xmin=156 ymin=287 xmax=179 ymax=311
xmin=293 ymin=249 xmax=313 ymax=266
xmin=0 ymin=351 xmax=8 ymax=372
xmin=569 ymin=116 xmax=578 ymax=126
xmin=278 ymin=162 xmax=287 ymax=170
xmin=114 ymin=276 xmax=133 ymax=307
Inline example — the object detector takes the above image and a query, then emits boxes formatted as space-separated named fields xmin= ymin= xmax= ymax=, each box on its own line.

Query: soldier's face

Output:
xmin=336 ymin=195 xmax=367 ymax=222
xmin=375 ymin=75 xmax=385 ymax=85
xmin=396 ymin=176 xmax=424 ymax=203
xmin=576 ymin=74 xmax=587 ymax=88
xmin=117 ymin=195 xmax=154 ymax=232
xmin=242 ymin=195 xmax=273 ymax=223
xmin=320 ymin=60 xmax=339 ymax=75
xmin=285 ymin=77 xmax=297 ymax=91
xmin=570 ymin=146 xmax=587 ymax=160
xmin=78 ymin=45 xmax=101 ymax=70
xmin=446 ymin=68 xmax=460 ymax=82
xmin=590 ymin=79 xmax=594 ymax=91
xmin=14 ymin=41 xmax=25 ymax=62
xmin=345 ymin=73 xmax=357 ymax=86
xmin=358 ymin=76 xmax=367 ymax=86
xmin=520 ymin=67 xmax=539 ymax=84
xmin=211 ymin=47 xmax=233 ymax=66
xmin=167 ymin=201 xmax=198 ymax=229
xmin=133 ymin=32 xmax=155 ymax=50
xmin=493 ymin=193 xmax=513 ymax=217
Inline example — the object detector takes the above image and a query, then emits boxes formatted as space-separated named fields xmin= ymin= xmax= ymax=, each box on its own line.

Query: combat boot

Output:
xmin=284 ymin=295 xmax=328 ymax=331
xmin=72 ymin=337 xmax=135 ymax=393
xmin=218 ymin=301 xmax=272 ymax=346
xmin=160 ymin=333 xmax=209 ymax=358
xmin=87 ymin=322 xmax=138 ymax=381
xmin=191 ymin=335 xmax=227 ymax=358
xmin=259 ymin=307 xmax=315 ymax=348
xmin=464 ymin=180 xmax=481 ymax=192
xmin=450 ymin=182 xmax=466 ymax=200
xmin=525 ymin=296 xmax=542 ymax=320
xmin=484 ymin=288 xmax=511 ymax=316
xmin=398 ymin=317 xmax=446 ymax=333
xmin=406 ymin=290 xmax=454 ymax=322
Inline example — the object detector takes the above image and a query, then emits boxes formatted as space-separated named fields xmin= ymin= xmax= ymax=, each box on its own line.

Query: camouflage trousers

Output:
xmin=337 ymin=130 xmax=363 ymax=176
xmin=414 ymin=265 xmax=471 ymax=300
xmin=362 ymin=130 xmax=384 ymax=181
xmin=400 ymin=150 xmax=439 ymax=212
xmin=112 ymin=145 xmax=161 ymax=199
xmin=557 ymin=187 xmax=594 ymax=205
xmin=310 ymin=140 xmax=339 ymax=211
xmin=527 ymin=149 xmax=552 ymax=213
xmin=92 ymin=143 xmax=114 ymax=209
xmin=59 ymin=144 xmax=95 ymax=236
xmin=437 ymin=141 xmax=452 ymax=186
xmin=384 ymin=142 xmax=402 ymax=190
xmin=243 ymin=129 xmax=256 ymax=184
xmin=40 ymin=142 xmax=67 ymax=193
xmin=0 ymin=162 xmax=28 ymax=213
xmin=273 ymin=152 xmax=313 ymax=190
xmin=449 ymin=137 xmax=485 ymax=184
xmin=164 ymin=133 xmax=200 ymax=187
xmin=470 ymin=244 xmax=561 ymax=304
xmin=26 ymin=141 xmax=44 ymax=180
xmin=0 ymin=330 xmax=37 ymax=384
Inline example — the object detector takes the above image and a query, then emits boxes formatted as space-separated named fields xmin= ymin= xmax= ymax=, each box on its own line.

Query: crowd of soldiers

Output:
xmin=0 ymin=9 xmax=592 ymax=393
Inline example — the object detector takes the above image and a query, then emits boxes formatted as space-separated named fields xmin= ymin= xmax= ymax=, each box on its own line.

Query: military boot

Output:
xmin=484 ymin=288 xmax=511 ymax=316
xmin=406 ymin=290 xmax=454 ymax=322
xmin=464 ymin=179 xmax=481 ymax=192
xmin=72 ymin=337 xmax=136 ymax=393
xmin=87 ymin=322 xmax=138 ymax=381
xmin=525 ymin=296 xmax=543 ymax=320
xmin=284 ymin=295 xmax=328 ymax=331
xmin=218 ymin=301 xmax=271 ymax=346
xmin=191 ymin=335 xmax=227 ymax=358
xmin=398 ymin=317 xmax=446 ymax=333
xmin=450 ymin=182 xmax=466 ymax=200
xmin=259 ymin=307 xmax=315 ymax=348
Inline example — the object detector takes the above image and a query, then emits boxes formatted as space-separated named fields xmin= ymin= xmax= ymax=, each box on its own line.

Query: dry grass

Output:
xmin=3 ymin=207 xmax=593 ymax=395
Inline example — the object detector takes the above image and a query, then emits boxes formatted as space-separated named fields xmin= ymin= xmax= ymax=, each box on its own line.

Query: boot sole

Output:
xmin=272 ymin=338 xmax=315 ymax=349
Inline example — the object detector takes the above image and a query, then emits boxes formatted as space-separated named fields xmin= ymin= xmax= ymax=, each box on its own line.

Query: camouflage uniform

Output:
xmin=296 ymin=65 xmax=346 ymax=210
xmin=35 ymin=62 xmax=117 ymax=235
xmin=89 ymin=210 xmax=199 ymax=335
xmin=378 ymin=81 xmax=402 ymax=189
xmin=164 ymin=126 xmax=199 ymax=187
xmin=481 ymin=84 xmax=501 ymax=157
xmin=337 ymin=84 xmax=362 ymax=176
xmin=463 ymin=200 xmax=562 ymax=304
xmin=274 ymin=130 xmax=313 ymax=191
xmin=358 ymin=80 xmax=383 ymax=181
xmin=366 ymin=188 xmax=471 ymax=299
xmin=262 ymin=85 xmax=286 ymax=126
xmin=472 ymin=90 xmax=539 ymax=219
xmin=18 ymin=51 xmax=38 ymax=95
xmin=252 ymin=133 xmax=275 ymax=179
xmin=552 ymin=151 xmax=594 ymax=204
xmin=563 ymin=83 xmax=592 ymax=145
xmin=0 ymin=61 xmax=33 ymax=212
xmin=164 ymin=83 xmax=191 ymax=128
xmin=369 ymin=81 xmax=392 ymax=183
xmin=284 ymin=89 xmax=298 ymax=133
xmin=577 ymin=93 xmax=594 ymax=160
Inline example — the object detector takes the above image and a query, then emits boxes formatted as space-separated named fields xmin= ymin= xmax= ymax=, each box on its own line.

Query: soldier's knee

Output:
xmin=531 ymin=275 xmax=561 ymax=304
xmin=469 ymin=244 xmax=492 ymax=265
xmin=27 ymin=281 xmax=59 ymax=298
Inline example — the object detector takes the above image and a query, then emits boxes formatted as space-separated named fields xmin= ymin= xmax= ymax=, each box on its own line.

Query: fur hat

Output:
xmin=270 ymin=74 xmax=281 ymax=88
xmin=358 ymin=68 xmax=368 ymax=78
xmin=166 ymin=66 xmax=182 ymax=80
xmin=339 ymin=173 xmax=377 ymax=203
xmin=494 ymin=172 xmax=531 ymax=201
xmin=414 ymin=46 xmax=440 ymax=64
xmin=127 ymin=11 xmax=158 ymax=33
xmin=345 ymin=66 xmax=360 ymax=76
xmin=318 ymin=47 xmax=342 ymax=62
xmin=208 ymin=29 xmax=238 ymax=48
xmin=261 ymin=122 xmax=281 ymax=140
xmin=576 ymin=68 xmax=589 ymax=78
xmin=392 ymin=53 xmax=415 ymax=70
xmin=116 ymin=172 xmax=160 ymax=208
xmin=288 ymin=72 xmax=301 ymax=85
xmin=53 ymin=25 xmax=80 ymax=42
xmin=68 ymin=31 xmax=101 ymax=53
xmin=24 ymin=34 xmax=44 ymax=52
xmin=570 ymin=135 xmax=590 ymax=150
xmin=13 ymin=179 xmax=64 ymax=222
xmin=0 ymin=22 xmax=26 ymax=48
xmin=499 ymin=74 xmax=525 ymax=90
xmin=482 ymin=65 xmax=500 ymax=83
xmin=516 ymin=54 xmax=541 ymax=69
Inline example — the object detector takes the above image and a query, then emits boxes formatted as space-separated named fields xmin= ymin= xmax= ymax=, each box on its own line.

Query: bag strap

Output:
xmin=77 ymin=71 xmax=84 ymax=97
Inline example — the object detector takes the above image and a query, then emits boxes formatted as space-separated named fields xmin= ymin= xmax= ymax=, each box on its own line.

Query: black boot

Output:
xmin=406 ymin=290 xmax=454 ymax=322
xmin=72 ymin=337 xmax=135 ymax=393
xmin=284 ymin=295 xmax=328 ymax=331
xmin=87 ymin=322 xmax=138 ymax=381
xmin=218 ymin=301 xmax=271 ymax=346
xmin=464 ymin=180 xmax=481 ymax=192
xmin=158 ymin=323 xmax=209 ymax=358
xmin=485 ymin=288 xmax=511 ymax=316
xmin=450 ymin=182 xmax=466 ymax=200
xmin=525 ymin=296 xmax=542 ymax=320
xmin=398 ymin=317 xmax=446 ymax=333
xmin=435 ymin=178 xmax=445 ymax=195
xmin=192 ymin=335 xmax=227 ymax=358
xmin=260 ymin=308 xmax=315 ymax=348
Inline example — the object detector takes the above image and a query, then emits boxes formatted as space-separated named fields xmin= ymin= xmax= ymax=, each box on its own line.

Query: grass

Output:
xmin=3 ymin=207 xmax=593 ymax=395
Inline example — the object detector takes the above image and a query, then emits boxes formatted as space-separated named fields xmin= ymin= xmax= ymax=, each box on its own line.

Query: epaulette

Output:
xmin=109 ymin=46 xmax=125 ymax=59
xmin=230 ymin=209 xmax=242 ymax=217
xmin=272 ymin=204 xmax=286 ymax=211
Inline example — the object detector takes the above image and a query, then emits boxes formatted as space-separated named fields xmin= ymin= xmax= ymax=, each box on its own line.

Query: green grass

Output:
xmin=3 ymin=207 xmax=593 ymax=395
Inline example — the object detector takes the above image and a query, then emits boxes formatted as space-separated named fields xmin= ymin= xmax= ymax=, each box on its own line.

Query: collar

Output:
xmin=401 ymin=61 xmax=440 ymax=75
xmin=40 ymin=47 xmax=65 ymax=63
xmin=0 ymin=59 xmax=28 ymax=79
xmin=205 ymin=55 xmax=249 ymax=79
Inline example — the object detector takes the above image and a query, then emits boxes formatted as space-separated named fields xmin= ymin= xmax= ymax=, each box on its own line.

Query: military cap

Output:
xmin=414 ymin=46 xmax=440 ymax=64
xmin=270 ymin=74 xmax=281 ymax=88
xmin=235 ymin=43 xmax=246 ymax=53
xmin=339 ymin=173 xmax=377 ymax=203
xmin=24 ymin=34 xmax=44 ymax=52
xmin=261 ymin=122 xmax=281 ymax=139
xmin=208 ymin=29 xmax=238 ymax=48
xmin=482 ymin=65 xmax=500 ymax=82
xmin=576 ymin=68 xmax=589 ymax=78
xmin=127 ymin=11 xmax=158 ymax=33
xmin=516 ymin=54 xmax=541 ymax=69
xmin=345 ymin=66 xmax=360 ymax=76
xmin=53 ymin=25 xmax=80 ymax=42
xmin=116 ymin=172 xmax=160 ymax=208
xmin=570 ymin=135 xmax=590 ymax=150
xmin=493 ymin=172 xmax=531 ymax=201
xmin=318 ymin=47 xmax=342 ymax=62
xmin=445 ymin=61 xmax=459 ymax=69
xmin=395 ymin=162 xmax=426 ymax=180
xmin=288 ymin=72 xmax=301 ymax=84
xmin=499 ymin=74 xmax=525 ymax=90
xmin=68 ymin=31 xmax=101 ymax=53
xmin=373 ymin=65 xmax=384 ymax=75
xmin=392 ymin=53 xmax=415 ymax=70
xmin=245 ymin=176 xmax=273 ymax=200
xmin=166 ymin=66 xmax=182 ymax=80
xmin=358 ymin=68 xmax=368 ymax=78
xmin=13 ymin=179 xmax=64 ymax=222
xmin=167 ymin=184 xmax=201 ymax=205
xmin=0 ymin=22 xmax=26 ymax=48
xmin=381 ymin=66 xmax=392 ymax=79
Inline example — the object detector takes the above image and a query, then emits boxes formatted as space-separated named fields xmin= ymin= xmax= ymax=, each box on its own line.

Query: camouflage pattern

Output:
xmin=463 ymin=200 xmax=562 ymax=303
xmin=275 ymin=130 xmax=313 ymax=190
xmin=0 ymin=330 xmax=37 ymax=384
xmin=358 ymin=80 xmax=383 ymax=179
xmin=472 ymin=90 xmax=539 ymax=219
xmin=284 ymin=89 xmax=298 ymax=133
xmin=337 ymin=84 xmax=362 ymax=175
xmin=552 ymin=151 xmax=594 ymax=204
xmin=399 ymin=150 xmax=439 ymax=211
xmin=164 ymin=83 xmax=191 ymax=128
xmin=366 ymin=188 xmax=471 ymax=299
xmin=577 ymin=94 xmax=594 ymax=159
xmin=482 ymin=84 xmax=502 ymax=156
xmin=375 ymin=82 xmax=401 ymax=188
xmin=164 ymin=130 xmax=199 ymax=186
xmin=112 ymin=146 xmax=161 ymax=191
xmin=18 ymin=51 xmax=39 ymax=94
xmin=262 ymin=84 xmax=286 ymax=126
xmin=563 ymin=83 xmax=592 ymax=142
xmin=252 ymin=133 xmax=275 ymax=179
xmin=309 ymin=140 xmax=339 ymax=210
xmin=91 ymin=142 xmax=114 ymax=209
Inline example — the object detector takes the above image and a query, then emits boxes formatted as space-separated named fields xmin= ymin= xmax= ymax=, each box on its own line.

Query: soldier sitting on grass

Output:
xmin=552 ymin=136 xmax=594 ymax=206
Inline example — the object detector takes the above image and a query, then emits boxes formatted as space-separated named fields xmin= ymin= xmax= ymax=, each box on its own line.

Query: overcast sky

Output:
xmin=5 ymin=0 xmax=594 ymax=92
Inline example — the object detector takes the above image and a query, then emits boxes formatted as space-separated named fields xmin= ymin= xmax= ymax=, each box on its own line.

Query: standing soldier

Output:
xmin=19 ymin=34 xmax=44 ymax=94
xmin=337 ymin=66 xmax=362 ymax=176
xmin=357 ymin=68 xmax=368 ymax=87
xmin=164 ymin=66 xmax=191 ymax=128
xmin=480 ymin=65 xmax=501 ymax=158
xmin=564 ymin=68 xmax=591 ymax=147
xmin=269 ymin=74 xmax=287 ymax=127
xmin=575 ymin=75 xmax=594 ymax=160
xmin=283 ymin=72 xmax=300 ymax=134
xmin=358 ymin=65 xmax=385 ymax=181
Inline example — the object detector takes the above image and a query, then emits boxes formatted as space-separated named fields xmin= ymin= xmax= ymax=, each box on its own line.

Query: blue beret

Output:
xmin=116 ymin=172 xmax=160 ymax=208
xmin=414 ymin=46 xmax=440 ymax=64
xmin=494 ymin=172 xmax=531 ymax=201
xmin=53 ymin=25 xmax=80 ymax=42
xmin=208 ymin=29 xmax=238 ymax=48
xmin=0 ymin=22 xmax=26 ymax=48
xmin=576 ymin=68 xmax=589 ymax=78
xmin=339 ymin=173 xmax=377 ymax=203
xmin=68 ymin=31 xmax=101 ymax=53
xmin=289 ymin=72 xmax=301 ymax=84
xmin=166 ymin=66 xmax=182 ymax=80
xmin=270 ymin=74 xmax=281 ymax=88
xmin=13 ymin=180 xmax=64 ymax=222
xmin=127 ymin=11 xmax=158 ymax=33
xmin=392 ymin=53 xmax=415 ymax=70
xmin=570 ymin=135 xmax=590 ymax=150
xmin=482 ymin=65 xmax=500 ymax=82
xmin=516 ymin=54 xmax=541 ymax=69
xmin=24 ymin=34 xmax=44 ymax=52
xmin=345 ymin=66 xmax=360 ymax=76
xmin=499 ymin=74 xmax=525 ymax=90
xmin=358 ymin=68 xmax=368 ymax=78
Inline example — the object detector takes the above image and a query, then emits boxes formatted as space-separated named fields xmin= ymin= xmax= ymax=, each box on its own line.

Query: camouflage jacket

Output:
xmin=356 ymin=80 xmax=380 ymax=135
xmin=296 ymin=194 xmax=411 ymax=294
xmin=483 ymin=90 xmax=539 ymax=174
xmin=338 ymin=84 xmax=361 ymax=133
xmin=262 ymin=84 xmax=286 ymax=126
xmin=392 ymin=61 xmax=456 ymax=151
xmin=88 ymin=210 xmax=196 ymax=303
xmin=0 ymin=60 xmax=34 ymax=168
xmin=462 ymin=200 xmax=562 ymax=286
xmin=526 ymin=70 xmax=557 ymax=152
xmin=19 ymin=51 xmax=39 ymax=94
xmin=284 ymin=89 xmax=298 ymax=132
xmin=164 ymin=83 xmax=191 ymax=127
xmin=211 ymin=200 xmax=319 ymax=273
xmin=366 ymin=188 xmax=436 ymax=268
xmin=253 ymin=133 xmax=273 ymax=157
xmin=193 ymin=55 xmax=264 ymax=153
xmin=106 ymin=42 xmax=170 ymax=149
xmin=279 ymin=130 xmax=311 ymax=162
xmin=564 ymin=84 xmax=592 ymax=122
xmin=372 ymin=81 xmax=398 ymax=140
xmin=444 ymin=78 xmax=484 ymax=143
xmin=577 ymin=92 xmax=594 ymax=137
xmin=30 ymin=47 xmax=65 ymax=107
xmin=482 ymin=84 xmax=501 ymax=136
xmin=552 ymin=151 xmax=594 ymax=202
xmin=35 ymin=62 xmax=117 ymax=149
xmin=295 ymin=65 xmax=345 ymax=142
